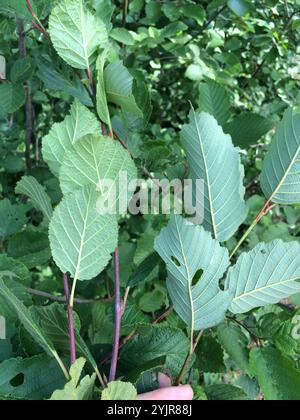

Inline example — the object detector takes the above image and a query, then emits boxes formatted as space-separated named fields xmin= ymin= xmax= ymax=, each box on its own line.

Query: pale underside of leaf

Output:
xmin=59 ymin=134 xmax=137 ymax=207
xmin=155 ymin=215 xmax=233 ymax=331
xmin=42 ymin=100 xmax=99 ymax=177
xmin=260 ymin=108 xmax=300 ymax=205
xmin=181 ymin=110 xmax=247 ymax=242
xmin=226 ymin=240 xmax=300 ymax=314
xmin=49 ymin=185 xmax=118 ymax=282
xmin=49 ymin=0 xmax=108 ymax=70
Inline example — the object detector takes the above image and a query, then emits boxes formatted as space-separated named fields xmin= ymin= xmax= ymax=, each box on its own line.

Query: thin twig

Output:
xmin=109 ymin=248 xmax=122 ymax=382
xmin=176 ymin=330 xmax=203 ymax=385
xmin=63 ymin=273 xmax=77 ymax=365
xmin=27 ymin=288 xmax=112 ymax=304
xmin=16 ymin=18 xmax=33 ymax=170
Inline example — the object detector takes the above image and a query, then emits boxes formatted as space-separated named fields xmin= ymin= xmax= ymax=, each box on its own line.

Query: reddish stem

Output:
xmin=63 ymin=273 xmax=77 ymax=365
xmin=109 ymin=248 xmax=122 ymax=382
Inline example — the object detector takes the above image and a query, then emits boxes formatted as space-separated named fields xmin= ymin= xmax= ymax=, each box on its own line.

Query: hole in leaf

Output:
xmin=10 ymin=373 xmax=25 ymax=387
xmin=260 ymin=249 xmax=267 ymax=255
xmin=171 ymin=256 xmax=181 ymax=267
xmin=192 ymin=269 xmax=204 ymax=286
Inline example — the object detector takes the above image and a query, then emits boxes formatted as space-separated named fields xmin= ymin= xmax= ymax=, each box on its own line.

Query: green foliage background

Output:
xmin=1 ymin=0 xmax=300 ymax=401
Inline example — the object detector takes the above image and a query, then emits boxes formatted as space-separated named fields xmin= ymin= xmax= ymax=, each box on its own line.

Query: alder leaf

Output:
xmin=42 ymin=100 xmax=99 ymax=177
xmin=0 ymin=199 xmax=28 ymax=240
xmin=198 ymin=80 xmax=231 ymax=126
xmin=250 ymin=347 xmax=300 ymax=400
xmin=96 ymin=49 xmax=111 ymax=127
xmin=104 ymin=61 xmax=143 ymax=117
xmin=154 ymin=215 xmax=233 ymax=331
xmin=0 ymin=279 xmax=68 ymax=379
xmin=49 ymin=0 xmax=108 ymax=69
xmin=15 ymin=176 xmax=53 ymax=223
xmin=101 ymin=381 xmax=137 ymax=401
xmin=49 ymin=185 xmax=118 ymax=282
xmin=226 ymin=240 xmax=300 ymax=314
xmin=260 ymin=108 xmax=300 ymax=205
xmin=0 ymin=83 xmax=25 ymax=115
xmin=50 ymin=358 xmax=96 ymax=401
xmin=59 ymin=134 xmax=137 ymax=207
xmin=181 ymin=110 xmax=247 ymax=242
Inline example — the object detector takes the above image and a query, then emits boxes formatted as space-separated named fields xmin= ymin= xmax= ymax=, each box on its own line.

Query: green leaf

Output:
xmin=96 ymin=49 xmax=111 ymax=127
xmin=49 ymin=185 xmax=118 ymax=282
xmin=250 ymin=347 xmax=300 ymax=400
xmin=50 ymin=358 xmax=96 ymax=401
xmin=155 ymin=215 xmax=233 ymax=331
xmin=198 ymin=80 xmax=231 ymax=126
xmin=7 ymin=230 xmax=51 ymax=269
xmin=226 ymin=240 xmax=300 ymax=314
xmin=110 ymin=28 xmax=135 ymax=45
xmin=49 ymin=0 xmax=108 ymax=69
xmin=0 ymin=83 xmax=25 ymax=115
xmin=35 ymin=303 xmax=101 ymax=377
xmin=205 ymin=384 xmax=249 ymax=400
xmin=227 ymin=0 xmax=251 ymax=17
xmin=0 ymin=279 xmax=69 ymax=379
xmin=195 ymin=335 xmax=225 ymax=373
xmin=260 ymin=108 xmax=300 ymax=205
xmin=37 ymin=61 xmax=92 ymax=107
xmin=104 ymin=61 xmax=143 ymax=117
xmin=0 ymin=0 xmax=35 ymax=21
xmin=0 ymin=199 xmax=28 ymax=240
xmin=217 ymin=323 xmax=250 ymax=375
xmin=42 ymin=100 xmax=99 ymax=177
xmin=101 ymin=381 xmax=137 ymax=401
xmin=120 ymin=325 xmax=190 ymax=378
xmin=181 ymin=4 xmax=205 ymax=25
xmin=0 ymin=356 xmax=66 ymax=400
xmin=127 ymin=252 xmax=160 ymax=288
xmin=59 ymin=134 xmax=137 ymax=205
xmin=181 ymin=110 xmax=247 ymax=241
xmin=15 ymin=176 xmax=53 ymax=223
xmin=225 ymin=113 xmax=274 ymax=148
xmin=0 ymin=254 xmax=31 ymax=286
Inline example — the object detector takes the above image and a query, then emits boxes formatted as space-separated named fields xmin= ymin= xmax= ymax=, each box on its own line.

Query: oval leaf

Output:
xmin=155 ymin=215 xmax=233 ymax=331
xmin=226 ymin=240 xmax=300 ymax=314
xmin=181 ymin=110 xmax=247 ymax=241
xmin=49 ymin=185 xmax=118 ymax=281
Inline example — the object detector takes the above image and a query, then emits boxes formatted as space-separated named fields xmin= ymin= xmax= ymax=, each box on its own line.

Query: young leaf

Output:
xmin=104 ymin=61 xmax=143 ymax=117
xmin=59 ymin=134 xmax=137 ymax=204
xmin=0 ymin=279 xmax=69 ymax=379
xmin=250 ymin=347 xmax=300 ymax=400
xmin=96 ymin=50 xmax=111 ymax=128
xmin=42 ymin=100 xmax=99 ymax=177
xmin=154 ymin=215 xmax=233 ymax=331
xmin=101 ymin=381 xmax=137 ymax=401
xmin=198 ymin=80 xmax=231 ymax=126
xmin=15 ymin=176 xmax=53 ymax=223
xmin=181 ymin=110 xmax=247 ymax=242
xmin=260 ymin=108 xmax=300 ymax=205
xmin=49 ymin=0 xmax=108 ymax=69
xmin=50 ymin=358 xmax=96 ymax=401
xmin=49 ymin=185 xmax=118 ymax=282
xmin=226 ymin=240 xmax=300 ymax=314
